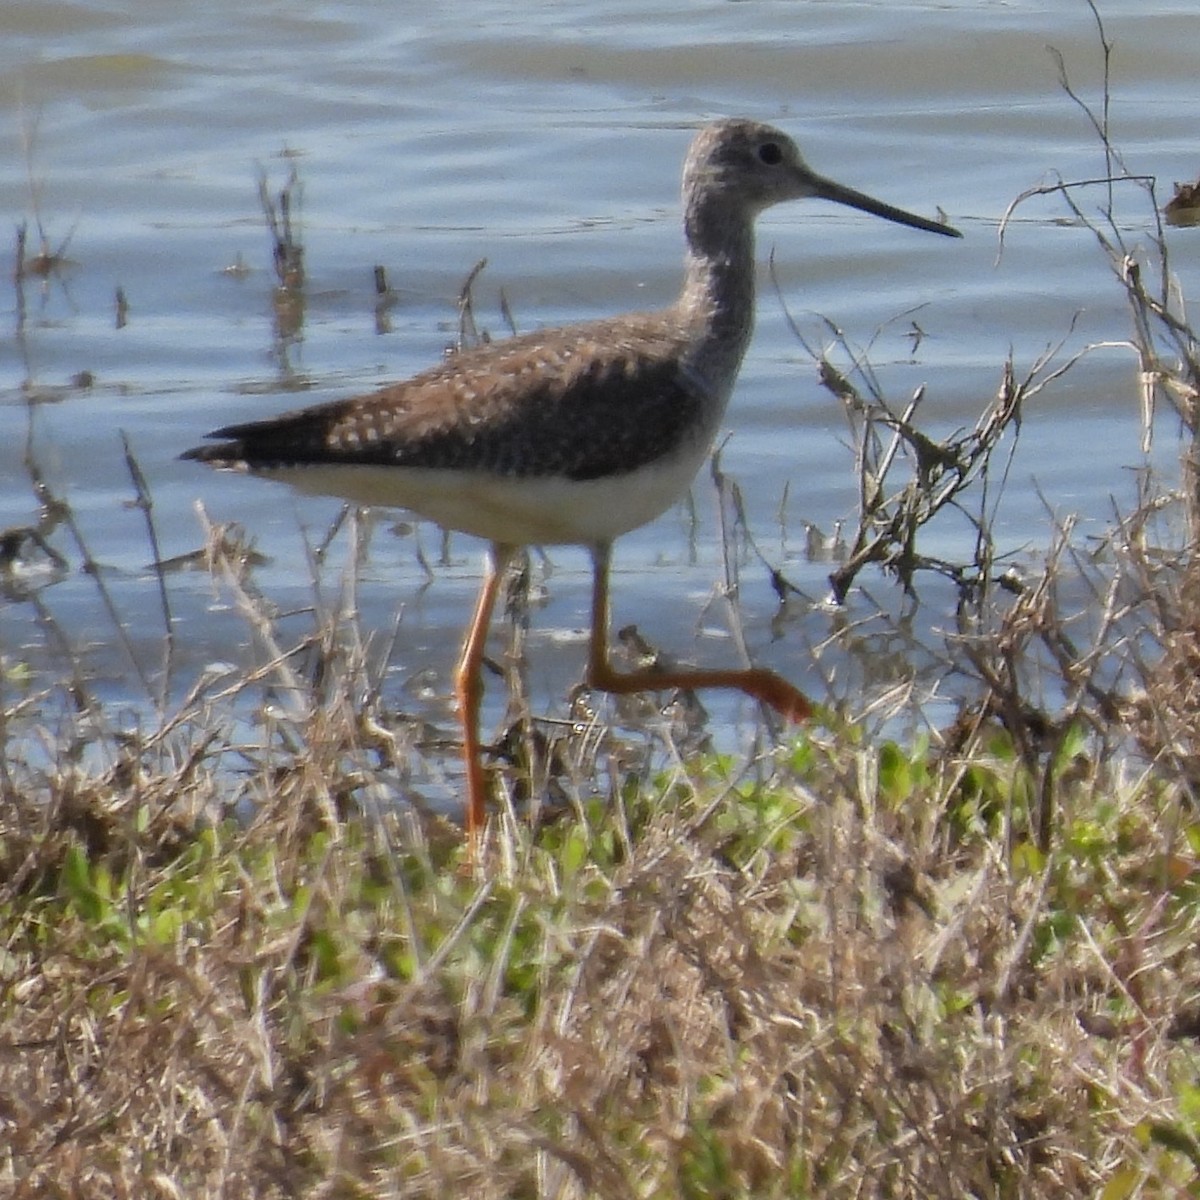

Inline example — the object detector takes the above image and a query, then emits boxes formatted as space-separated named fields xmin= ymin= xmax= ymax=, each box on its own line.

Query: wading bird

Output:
xmin=184 ymin=118 xmax=961 ymax=842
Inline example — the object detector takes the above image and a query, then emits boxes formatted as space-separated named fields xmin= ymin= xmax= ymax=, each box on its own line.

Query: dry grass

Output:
xmin=3 ymin=595 xmax=1200 ymax=1198
xmin=8 ymin=12 xmax=1200 ymax=1192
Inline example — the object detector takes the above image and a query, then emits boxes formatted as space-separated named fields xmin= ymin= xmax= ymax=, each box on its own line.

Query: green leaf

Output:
xmin=1148 ymin=1120 xmax=1200 ymax=1168
xmin=1011 ymin=840 xmax=1045 ymax=879
xmin=878 ymin=741 xmax=913 ymax=804
xmin=61 ymin=845 xmax=103 ymax=924
xmin=560 ymin=826 xmax=588 ymax=880
xmin=1099 ymin=1165 xmax=1141 ymax=1200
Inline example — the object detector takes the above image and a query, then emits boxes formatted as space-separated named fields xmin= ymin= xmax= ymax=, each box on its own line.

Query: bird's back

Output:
xmin=184 ymin=309 xmax=721 ymax=486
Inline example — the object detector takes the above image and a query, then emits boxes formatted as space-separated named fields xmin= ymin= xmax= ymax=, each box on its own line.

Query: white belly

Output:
xmin=250 ymin=440 xmax=710 ymax=546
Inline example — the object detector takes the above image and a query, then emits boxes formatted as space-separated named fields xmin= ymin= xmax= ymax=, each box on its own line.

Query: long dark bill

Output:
xmin=814 ymin=174 xmax=962 ymax=238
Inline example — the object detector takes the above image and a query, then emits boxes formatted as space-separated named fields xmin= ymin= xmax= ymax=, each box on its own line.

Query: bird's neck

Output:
xmin=677 ymin=193 xmax=758 ymax=395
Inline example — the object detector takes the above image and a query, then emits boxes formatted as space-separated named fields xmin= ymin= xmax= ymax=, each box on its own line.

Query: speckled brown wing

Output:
xmin=183 ymin=315 xmax=710 ymax=482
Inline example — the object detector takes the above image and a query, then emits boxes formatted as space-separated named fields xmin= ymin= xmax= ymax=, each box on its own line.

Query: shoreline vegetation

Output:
xmin=7 ymin=22 xmax=1200 ymax=1197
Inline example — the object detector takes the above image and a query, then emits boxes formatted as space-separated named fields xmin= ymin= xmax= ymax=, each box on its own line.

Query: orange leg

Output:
xmin=584 ymin=543 xmax=813 ymax=723
xmin=454 ymin=542 xmax=517 ymax=842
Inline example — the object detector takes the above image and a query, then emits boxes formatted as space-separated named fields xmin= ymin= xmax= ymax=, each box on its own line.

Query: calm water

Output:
xmin=1 ymin=1 xmax=1197 ymax=770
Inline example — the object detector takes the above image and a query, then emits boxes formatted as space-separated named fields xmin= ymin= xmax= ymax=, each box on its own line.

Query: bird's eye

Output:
xmin=758 ymin=141 xmax=783 ymax=166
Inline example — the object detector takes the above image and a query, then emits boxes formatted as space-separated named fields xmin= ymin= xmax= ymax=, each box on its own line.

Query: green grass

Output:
xmin=3 ymin=710 xmax=1199 ymax=1198
xmin=7 ymin=29 xmax=1200 ymax=1190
